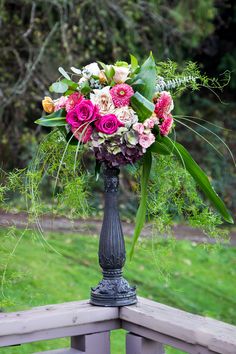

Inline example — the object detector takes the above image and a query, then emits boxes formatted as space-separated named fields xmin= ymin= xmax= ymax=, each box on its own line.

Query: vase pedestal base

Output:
xmin=90 ymin=269 xmax=137 ymax=307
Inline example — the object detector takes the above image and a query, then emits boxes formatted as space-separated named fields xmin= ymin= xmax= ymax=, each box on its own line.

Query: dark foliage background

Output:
xmin=0 ymin=0 xmax=235 ymax=217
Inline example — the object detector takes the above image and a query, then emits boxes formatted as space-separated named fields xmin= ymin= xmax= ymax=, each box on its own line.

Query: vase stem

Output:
xmin=90 ymin=164 xmax=137 ymax=307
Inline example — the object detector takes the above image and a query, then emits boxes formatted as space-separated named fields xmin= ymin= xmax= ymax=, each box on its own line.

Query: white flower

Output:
xmin=78 ymin=77 xmax=87 ymax=85
xmin=90 ymin=86 xmax=115 ymax=114
xmin=113 ymin=66 xmax=130 ymax=83
xmin=112 ymin=106 xmax=138 ymax=128
xmin=83 ymin=62 xmax=100 ymax=78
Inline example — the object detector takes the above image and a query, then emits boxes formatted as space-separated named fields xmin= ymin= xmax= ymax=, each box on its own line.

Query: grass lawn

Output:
xmin=0 ymin=227 xmax=236 ymax=353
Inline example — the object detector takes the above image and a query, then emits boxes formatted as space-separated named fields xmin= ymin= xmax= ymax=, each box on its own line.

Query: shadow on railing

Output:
xmin=0 ymin=297 xmax=236 ymax=353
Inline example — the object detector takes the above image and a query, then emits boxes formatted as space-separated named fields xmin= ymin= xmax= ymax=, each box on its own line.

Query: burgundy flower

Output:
xmin=95 ymin=114 xmax=124 ymax=134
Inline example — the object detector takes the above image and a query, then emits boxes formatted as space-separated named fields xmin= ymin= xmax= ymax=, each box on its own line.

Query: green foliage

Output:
xmin=0 ymin=0 xmax=235 ymax=220
xmin=134 ymin=53 xmax=156 ymax=100
xmin=35 ymin=109 xmax=66 ymax=127
xmin=151 ymin=137 xmax=233 ymax=223
xmin=156 ymin=60 xmax=231 ymax=96
xmin=146 ymin=155 xmax=228 ymax=241
xmin=0 ymin=130 xmax=90 ymax=220
xmin=131 ymin=92 xmax=155 ymax=121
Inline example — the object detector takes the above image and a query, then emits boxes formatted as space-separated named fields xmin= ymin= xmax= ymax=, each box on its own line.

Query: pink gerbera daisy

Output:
xmin=110 ymin=84 xmax=134 ymax=107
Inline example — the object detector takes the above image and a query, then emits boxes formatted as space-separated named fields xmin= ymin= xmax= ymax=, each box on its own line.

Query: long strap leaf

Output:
xmin=130 ymin=151 xmax=152 ymax=259
xmin=35 ymin=109 xmax=66 ymax=127
xmin=151 ymin=138 xmax=234 ymax=224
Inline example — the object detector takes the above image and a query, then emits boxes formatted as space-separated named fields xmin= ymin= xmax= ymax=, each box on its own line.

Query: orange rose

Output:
xmin=42 ymin=96 xmax=54 ymax=113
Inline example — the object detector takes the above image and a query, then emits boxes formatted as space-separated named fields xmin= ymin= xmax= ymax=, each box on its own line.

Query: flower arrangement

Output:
xmin=35 ymin=54 xmax=233 ymax=256
xmin=40 ymin=67 xmax=173 ymax=167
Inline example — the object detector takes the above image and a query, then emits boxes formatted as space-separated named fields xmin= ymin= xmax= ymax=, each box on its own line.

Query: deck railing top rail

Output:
xmin=1 ymin=297 xmax=236 ymax=354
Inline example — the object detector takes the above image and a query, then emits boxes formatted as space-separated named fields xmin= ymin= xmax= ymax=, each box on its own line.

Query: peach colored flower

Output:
xmin=98 ymin=71 xmax=107 ymax=84
xmin=42 ymin=96 xmax=54 ymax=113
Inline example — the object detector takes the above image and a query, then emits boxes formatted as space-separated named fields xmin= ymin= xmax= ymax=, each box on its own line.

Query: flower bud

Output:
xmin=113 ymin=66 xmax=130 ymax=84
xmin=42 ymin=96 xmax=54 ymax=113
xmin=98 ymin=71 xmax=107 ymax=84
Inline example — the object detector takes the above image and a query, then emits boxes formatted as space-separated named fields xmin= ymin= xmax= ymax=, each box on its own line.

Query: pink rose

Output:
xmin=143 ymin=117 xmax=159 ymax=129
xmin=76 ymin=99 xmax=99 ymax=122
xmin=159 ymin=115 xmax=174 ymax=136
xmin=66 ymin=92 xmax=83 ymax=112
xmin=133 ymin=122 xmax=144 ymax=134
xmin=66 ymin=109 xmax=80 ymax=128
xmin=95 ymin=114 xmax=124 ymax=134
xmin=154 ymin=91 xmax=174 ymax=118
xmin=71 ymin=124 xmax=93 ymax=144
xmin=139 ymin=132 xmax=155 ymax=149
xmin=66 ymin=99 xmax=99 ymax=128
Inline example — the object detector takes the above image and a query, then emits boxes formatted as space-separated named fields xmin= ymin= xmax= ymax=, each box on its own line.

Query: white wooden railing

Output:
xmin=1 ymin=297 xmax=236 ymax=354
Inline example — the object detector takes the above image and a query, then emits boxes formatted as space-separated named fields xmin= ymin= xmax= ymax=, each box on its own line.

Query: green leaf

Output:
xmin=134 ymin=52 xmax=156 ymax=100
xmin=51 ymin=81 xmax=68 ymax=94
xmin=105 ymin=65 xmax=115 ymax=80
xmin=98 ymin=61 xmax=107 ymax=70
xmin=151 ymin=138 xmax=234 ymax=224
xmin=130 ymin=151 xmax=152 ymax=259
xmin=130 ymin=54 xmax=139 ymax=71
xmin=61 ymin=79 xmax=78 ymax=90
xmin=64 ymin=90 xmax=76 ymax=96
xmin=130 ymin=78 xmax=144 ymax=91
xmin=115 ymin=61 xmax=129 ymax=67
xmin=131 ymin=92 xmax=154 ymax=121
xmin=79 ymin=80 xmax=91 ymax=95
xmin=58 ymin=67 xmax=70 ymax=80
xmin=149 ymin=140 xmax=171 ymax=155
xmin=35 ymin=109 xmax=67 ymax=127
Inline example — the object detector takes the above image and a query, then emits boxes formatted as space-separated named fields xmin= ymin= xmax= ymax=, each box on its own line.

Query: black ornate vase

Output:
xmin=90 ymin=164 xmax=137 ymax=307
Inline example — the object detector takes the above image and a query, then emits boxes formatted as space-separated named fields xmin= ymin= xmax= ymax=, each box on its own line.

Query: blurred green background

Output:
xmin=0 ymin=0 xmax=235 ymax=216
xmin=0 ymin=1 xmax=236 ymax=353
